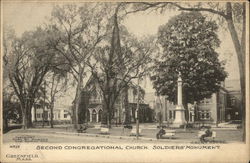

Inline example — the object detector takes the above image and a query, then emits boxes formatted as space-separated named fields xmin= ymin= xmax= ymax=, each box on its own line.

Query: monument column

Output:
xmin=172 ymin=72 xmax=187 ymax=127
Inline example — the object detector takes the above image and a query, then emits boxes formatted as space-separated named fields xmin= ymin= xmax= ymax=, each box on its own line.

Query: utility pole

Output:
xmin=23 ymin=92 xmax=27 ymax=130
xmin=158 ymin=96 xmax=163 ymax=127
xmin=136 ymin=77 xmax=140 ymax=139
xmin=42 ymin=81 xmax=46 ymax=128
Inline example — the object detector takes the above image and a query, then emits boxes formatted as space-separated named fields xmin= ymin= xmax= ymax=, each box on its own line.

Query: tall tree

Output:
xmin=3 ymin=27 xmax=57 ymax=128
xmin=47 ymin=4 xmax=110 ymax=128
xmin=151 ymin=12 xmax=227 ymax=121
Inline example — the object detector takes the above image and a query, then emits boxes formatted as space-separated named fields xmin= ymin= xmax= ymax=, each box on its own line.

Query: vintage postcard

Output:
xmin=1 ymin=0 xmax=249 ymax=162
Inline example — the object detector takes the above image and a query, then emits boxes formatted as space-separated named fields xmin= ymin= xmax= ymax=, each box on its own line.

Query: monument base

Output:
xmin=171 ymin=105 xmax=186 ymax=128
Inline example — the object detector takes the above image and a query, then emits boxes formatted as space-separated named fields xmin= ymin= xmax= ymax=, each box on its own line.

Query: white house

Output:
xmin=31 ymin=107 xmax=71 ymax=122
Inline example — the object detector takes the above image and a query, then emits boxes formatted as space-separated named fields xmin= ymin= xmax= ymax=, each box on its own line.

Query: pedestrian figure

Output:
xmin=200 ymin=126 xmax=212 ymax=143
xmin=156 ymin=127 xmax=166 ymax=139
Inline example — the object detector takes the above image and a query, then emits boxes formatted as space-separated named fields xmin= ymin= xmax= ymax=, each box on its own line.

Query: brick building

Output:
xmin=144 ymin=80 xmax=242 ymax=125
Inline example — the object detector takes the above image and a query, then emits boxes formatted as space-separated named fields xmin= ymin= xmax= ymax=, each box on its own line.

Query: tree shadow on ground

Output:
xmin=3 ymin=125 xmax=22 ymax=134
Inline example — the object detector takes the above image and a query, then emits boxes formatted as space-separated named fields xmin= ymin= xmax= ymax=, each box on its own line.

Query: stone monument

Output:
xmin=172 ymin=72 xmax=187 ymax=127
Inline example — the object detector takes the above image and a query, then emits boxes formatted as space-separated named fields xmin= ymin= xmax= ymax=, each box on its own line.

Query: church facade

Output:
xmin=78 ymin=77 xmax=154 ymax=124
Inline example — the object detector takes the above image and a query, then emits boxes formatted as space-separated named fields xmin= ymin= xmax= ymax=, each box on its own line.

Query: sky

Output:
xmin=2 ymin=1 xmax=241 ymax=102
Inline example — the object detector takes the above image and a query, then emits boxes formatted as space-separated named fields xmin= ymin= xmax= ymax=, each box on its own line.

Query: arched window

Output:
xmin=98 ymin=109 xmax=103 ymax=123
xmin=92 ymin=109 xmax=97 ymax=122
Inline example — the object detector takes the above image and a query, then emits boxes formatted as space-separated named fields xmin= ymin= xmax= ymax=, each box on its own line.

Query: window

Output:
xmin=231 ymin=98 xmax=236 ymax=106
xmin=206 ymin=112 xmax=210 ymax=119
xmin=37 ymin=113 xmax=40 ymax=118
xmin=201 ymin=113 xmax=205 ymax=119
xmin=199 ymin=111 xmax=210 ymax=120
xmin=64 ymin=114 xmax=67 ymax=118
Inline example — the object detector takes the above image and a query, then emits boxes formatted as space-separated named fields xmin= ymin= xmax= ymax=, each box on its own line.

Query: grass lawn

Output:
xmin=3 ymin=124 xmax=243 ymax=143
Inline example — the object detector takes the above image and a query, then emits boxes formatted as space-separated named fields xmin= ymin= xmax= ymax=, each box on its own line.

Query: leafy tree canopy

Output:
xmin=151 ymin=11 xmax=227 ymax=104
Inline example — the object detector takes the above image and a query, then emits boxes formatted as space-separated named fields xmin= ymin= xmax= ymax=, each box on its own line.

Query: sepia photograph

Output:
xmin=1 ymin=1 xmax=249 ymax=162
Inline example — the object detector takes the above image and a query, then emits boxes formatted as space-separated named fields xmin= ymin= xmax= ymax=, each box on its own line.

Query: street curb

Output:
xmin=54 ymin=132 xmax=242 ymax=144
xmin=55 ymin=132 xmax=158 ymax=141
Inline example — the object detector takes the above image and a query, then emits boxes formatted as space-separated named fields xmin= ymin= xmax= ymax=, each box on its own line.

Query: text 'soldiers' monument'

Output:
xmin=172 ymin=72 xmax=187 ymax=127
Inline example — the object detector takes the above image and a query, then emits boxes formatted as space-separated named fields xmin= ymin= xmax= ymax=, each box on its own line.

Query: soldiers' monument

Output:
xmin=172 ymin=72 xmax=187 ymax=127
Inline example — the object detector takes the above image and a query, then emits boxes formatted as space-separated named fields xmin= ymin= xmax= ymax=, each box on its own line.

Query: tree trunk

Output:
xmin=240 ymin=2 xmax=246 ymax=143
xmin=74 ymin=68 xmax=84 ymax=129
xmin=22 ymin=114 xmax=27 ymax=129
xmin=108 ymin=113 xmax=111 ymax=128
xmin=34 ymin=106 xmax=37 ymax=122
xmin=101 ymin=101 xmax=108 ymax=125
xmin=22 ymin=98 xmax=35 ymax=129
xmin=225 ymin=2 xmax=246 ymax=142
xmin=42 ymin=105 xmax=45 ymax=128
xmin=108 ymin=102 xmax=112 ymax=128
xmin=27 ymin=106 xmax=33 ymax=128
xmin=136 ymin=80 xmax=140 ymax=139
xmin=74 ymin=86 xmax=80 ymax=127
xmin=21 ymin=106 xmax=27 ymax=129
xmin=123 ymin=86 xmax=130 ymax=124
xmin=194 ymin=102 xmax=198 ymax=122
xmin=20 ymin=101 xmax=28 ymax=129
xmin=50 ymin=103 xmax=54 ymax=128
xmin=4 ymin=117 xmax=8 ymax=131
xmin=101 ymin=100 xmax=113 ymax=128
xmin=183 ymin=89 xmax=189 ymax=122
